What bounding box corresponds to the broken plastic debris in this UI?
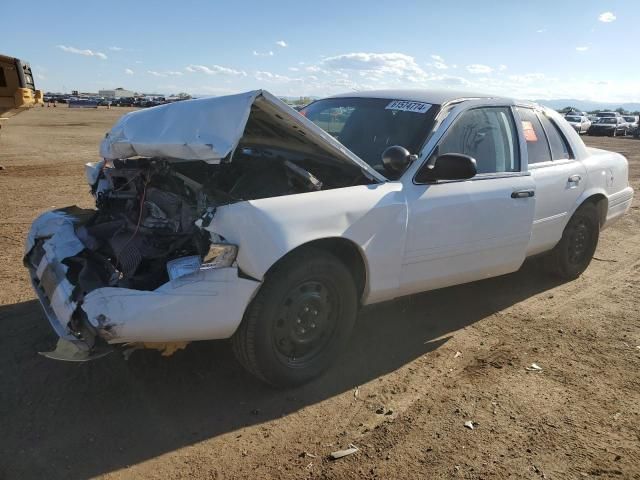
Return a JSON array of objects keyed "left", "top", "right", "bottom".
[
  {"left": 329, "top": 445, "right": 359, "bottom": 460},
  {"left": 464, "top": 421, "right": 475, "bottom": 430},
  {"left": 454, "top": 351, "right": 462, "bottom": 358},
  {"left": 525, "top": 363, "right": 543, "bottom": 372}
]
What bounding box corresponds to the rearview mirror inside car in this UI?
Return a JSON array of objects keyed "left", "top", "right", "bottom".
[{"left": 415, "top": 153, "right": 477, "bottom": 182}]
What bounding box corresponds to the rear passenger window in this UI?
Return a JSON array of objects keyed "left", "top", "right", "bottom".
[
  {"left": 538, "top": 114, "right": 571, "bottom": 160},
  {"left": 517, "top": 108, "right": 551, "bottom": 164}
]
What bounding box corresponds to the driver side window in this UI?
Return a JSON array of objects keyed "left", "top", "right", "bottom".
[{"left": 437, "top": 107, "right": 520, "bottom": 174}]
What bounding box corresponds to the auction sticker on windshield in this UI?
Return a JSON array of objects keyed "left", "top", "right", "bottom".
[{"left": 385, "top": 100, "right": 431, "bottom": 114}]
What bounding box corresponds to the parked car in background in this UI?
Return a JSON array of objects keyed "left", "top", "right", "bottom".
[
  {"left": 622, "top": 115, "right": 639, "bottom": 131},
  {"left": 595, "top": 111, "right": 621, "bottom": 119},
  {"left": 565, "top": 114, "right": 591, "bottom": 134},
  {"left": 588, "top": 116, "right": 628, "bottom": 136},
  {"left": 565, "top": 110, "right": 588, "bottom": 118},
  {"left": 24, "top": 89, "right": 634, "bottom": 385}
]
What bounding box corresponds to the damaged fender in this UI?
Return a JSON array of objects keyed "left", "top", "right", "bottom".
[{"left": 207, "top": 182, "right": 408, "bottom": 305}]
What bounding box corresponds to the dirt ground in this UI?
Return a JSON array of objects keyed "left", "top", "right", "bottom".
[{"left": 0, "top": 106, "right": 639, "bottom": 480}]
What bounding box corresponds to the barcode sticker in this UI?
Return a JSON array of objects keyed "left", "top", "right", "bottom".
[{"left": 385, "top": 100, "right": 431, "bottom": 114}]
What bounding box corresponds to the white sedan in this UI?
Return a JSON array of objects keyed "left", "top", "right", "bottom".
[
  {"left": 25, "top": 89, "right": 634, "bottom": 385},
  {"left": 564, "top": 114, "right": 591, "bottom": 134}
]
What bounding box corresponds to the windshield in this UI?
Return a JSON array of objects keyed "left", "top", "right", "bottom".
[
  {"left": 623, "top": 116, "right": 636, "bottom": 122},
  {"left": 302, "top": 97, "right": 440, "bottom": 177},
  {"left": 596, "top": 112, "right": 616, "bottom": 117},
  {"left": 566, "top": 116, "right": 581, "bottom": 122},
  {"left": 598, "top": 118, "right": 616, "bottom": 124}
]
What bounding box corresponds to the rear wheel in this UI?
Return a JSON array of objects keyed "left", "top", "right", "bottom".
[
  {"left": 232, "top": 248, "right": 358, "bottom": 386},
  {"left": 544, "top": 202, "right": 600, "bottom": 280}
]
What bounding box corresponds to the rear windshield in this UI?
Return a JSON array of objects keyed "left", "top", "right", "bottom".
[
  {"left": 598, "top": 118, "right": 616, "bottom": 124},
  {"left": 302, "top": 97, "right": 440, "bottom": 177},
  {"left": 623, "top": 116, "right": 636, "bottom": 122}
]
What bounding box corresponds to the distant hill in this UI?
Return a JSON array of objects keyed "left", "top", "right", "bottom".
[{"left": 535, "top": 98, "right": 640, "bottom": 113}]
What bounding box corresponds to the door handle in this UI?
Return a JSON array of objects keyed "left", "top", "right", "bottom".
[
  {"left": 511, "top": 190, "right": 535, "bottom": 198},
  {"left": 568, "top": 174, "right": 582, "bottom": 185}
]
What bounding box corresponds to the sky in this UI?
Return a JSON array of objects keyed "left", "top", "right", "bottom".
[{"left": 4, "top": 0, "right": 639, "bottom": 102}]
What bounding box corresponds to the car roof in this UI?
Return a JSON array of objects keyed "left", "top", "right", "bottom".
[{"left": 328, "top": 89, "right": 509, "bottom": 105}]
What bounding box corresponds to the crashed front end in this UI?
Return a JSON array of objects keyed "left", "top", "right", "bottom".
[
  {"left": 24, "top": 89, "right": 380, "bottom": 361},
  {"left": 24, "top": 199, "right": 260, "bottom": 361}
]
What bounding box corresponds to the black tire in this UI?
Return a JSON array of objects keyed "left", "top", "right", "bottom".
[
  {"left": 232, "top": 248, "right": 358, "bottom": 387},
  {"left": 544, "top": 202, "right": 600, "bottom": 280}
]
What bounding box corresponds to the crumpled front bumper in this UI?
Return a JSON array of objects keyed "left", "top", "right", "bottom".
[{"left": 25, "top": 208, "right": 261, "bottom": 360}]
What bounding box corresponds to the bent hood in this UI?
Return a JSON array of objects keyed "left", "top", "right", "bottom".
[{"left": 99, "top": 89, "right": 386, "bottom": 182}]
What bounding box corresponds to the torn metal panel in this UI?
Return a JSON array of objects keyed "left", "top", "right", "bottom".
[
  {"left": 98, "top": 89, "right": 387, "bottom": 182},
  {"left": 81, "top": 267, "right": 260, "bottom": 343}
]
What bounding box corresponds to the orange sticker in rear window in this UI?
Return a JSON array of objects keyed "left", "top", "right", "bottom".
[{"left": 522, "top": 121, "right": 538, "bottom": 142}]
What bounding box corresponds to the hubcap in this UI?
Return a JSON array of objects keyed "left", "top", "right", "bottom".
[
  {"left": 273, "top": 280, "right": 337, "bottom": 364},
  {"left": 568, "top": 219, "right": 590, "bottom": 264}
]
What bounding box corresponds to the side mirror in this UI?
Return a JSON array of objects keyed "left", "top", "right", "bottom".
[
  {"left": 416, "top": 153, "right": 477, "bottom": 182},
  {"left": 381, "top": 145, "right": 416, "bottom": 173}
]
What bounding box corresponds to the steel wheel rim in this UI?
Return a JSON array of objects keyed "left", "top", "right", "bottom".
[
  {"left": 272, "top": 279, "right": 339, "bottom": 366},
  {"left": 567, "top": 219, "right": 591, "bottom": 265}
]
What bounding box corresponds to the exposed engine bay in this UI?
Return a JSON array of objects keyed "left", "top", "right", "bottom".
[{"left": 67, "top": 146, "right": 370, "bottom": 296}]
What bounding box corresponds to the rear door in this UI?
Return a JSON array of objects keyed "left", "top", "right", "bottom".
[
  {"left": 518, "top": 107, "right": 587, "bottom": 256},
  {"left": 400, "top": 105, "right": 536, "bottom": 295}
]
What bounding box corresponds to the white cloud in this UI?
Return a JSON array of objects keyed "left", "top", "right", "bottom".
[
  {"left": 321, "top": 52, "right": 429, "bottom": 81},
  {"left": 576, "top": 46, "right": 589, "bottom": 52},
  {"left": 275, "top": 40, "right": 287, "bottom": 48},
  {"left": 254, "top": 71, "right": 299, "bottom": 83},
  {"left": 536, "top": 29, "right": 545, "bottom": 33},
  {"left": 57, "top": 45, "right": 107, "bottom": 60},
  {"left": 507, "top": 72, "right": 546, "bottom": 84},
  {"left": 185, "top": 64, "right": 247, "bottom": 76},
  {"left": 498, "top": 64, "right": 508, "bottom": 71},
  {"left": 253, "top": 50, "right": 274, "bottom": 57},
  {"left": 598, "top": 11, "right": 616, "bottom": 23},
  {"left": 108, "top": 46, "right": 123, "bottom": 51},
  {"left": 147, "top": 70, "right": 184, "bottom": 77},
  {"left": 428, "top": 54, "right": 450, "bottom": 70},
  {"left": 124, "top": 68, "right": 134, "bottom": 75},
  {"left": 466, "top": 64, "right": 493, "bottom": 74}
]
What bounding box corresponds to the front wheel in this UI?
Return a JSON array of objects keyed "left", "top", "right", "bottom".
[
  {"left": 544, "top": 202, "right": 600, "bottom": 280},
  {"left": 232, "top": 248, "right": 358, "bottom": 386}
]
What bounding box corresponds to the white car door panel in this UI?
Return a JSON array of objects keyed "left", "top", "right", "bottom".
[
  {"left": 401, "top": 175, "right": 535, "bottom": 295},
  {"left": 527, "top": 160, "right": 587, "bottom": 255},
  {"left": 516, "top": 108, "right": 588, "bottom": 256},
  {"left": 399, "top": 104, "right": 535, "bottom": 297}
]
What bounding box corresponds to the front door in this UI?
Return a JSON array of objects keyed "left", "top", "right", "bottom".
[{"left": 400, "top": 105, "right": 536, "bottom": 295}]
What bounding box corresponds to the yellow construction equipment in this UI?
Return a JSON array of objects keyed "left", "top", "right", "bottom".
[{"left": 0, "top": 54, "right": 43, "bottom": 118}]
